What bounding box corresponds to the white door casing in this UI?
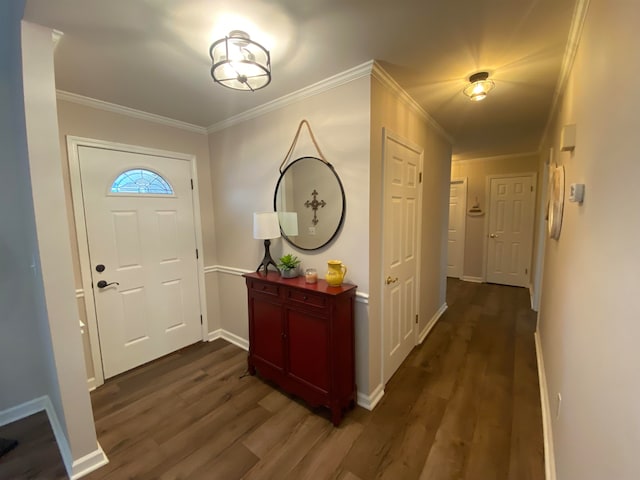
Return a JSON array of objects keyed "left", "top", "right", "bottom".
[
  {"left": 382, "top": 130, "right": 423, "bottom": 384},
  {"left": 486, "top": 174, "right": 536, "bottom": 287},
  {"left": 447, "top": 178, "right": 467, "bottom": 278},
  {"left": 68, "top": 137, "right": 208, "bottom": 385}
]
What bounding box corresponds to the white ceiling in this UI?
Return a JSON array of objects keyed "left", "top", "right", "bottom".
[{"left": 24, "top": 0, "right": 577, "bottom": 160}]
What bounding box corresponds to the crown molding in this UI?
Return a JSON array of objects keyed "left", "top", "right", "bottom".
[
  {"left": 452, "top": 150, "right": 540, "bottom": 164},
  {"left": 51, "top": 29, "right": 63, "bottom": 48},
  {"left": 539, "top": 0, "right": 590, "bottom": 150},
  {"left": 207, "top": 61, "right": 376, "bottom": 134},
  {"left": 371, "top": 62, "right": 453, "bottom": 144},
  {"left": 56, "top": 90, "right": 208, "bottom": 135}
]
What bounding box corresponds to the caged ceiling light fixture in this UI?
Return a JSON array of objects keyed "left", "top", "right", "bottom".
[
  {"left": 463, "top": 71, "right": 495, "bottom": 102},
  {"left": 209, "top": 30, "right": 271, "bottom": 92}
]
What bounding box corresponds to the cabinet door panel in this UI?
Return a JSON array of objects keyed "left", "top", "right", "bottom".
[
  {"left": 286, "top": 308, "right": 329, "bottom": 393},
  {"left": 251, "top": 297, "right": 284, "bottom": 371}
]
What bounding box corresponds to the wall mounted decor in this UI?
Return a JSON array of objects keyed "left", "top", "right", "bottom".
[
  {"left": 274, "top": 120, "right": 346, "bottom": 250},
  {"left": 548, "top": 164, "right": 565, "bottom": 240}
]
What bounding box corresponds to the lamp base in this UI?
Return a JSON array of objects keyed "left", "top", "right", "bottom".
[{"left": 256, "top": 239, "right": 278, "bottom": 274}]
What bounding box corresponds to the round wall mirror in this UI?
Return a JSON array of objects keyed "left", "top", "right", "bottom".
[{"left": 274, "top": 156, "right": 346, "bottom": 251}]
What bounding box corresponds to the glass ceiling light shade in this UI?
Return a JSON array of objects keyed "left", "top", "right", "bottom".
[
  {"left": 463, "top": 71, "right": 495, "bottom": 102},
  {"left": 210, "top": 30, "right": 271, "bottom": 92}
]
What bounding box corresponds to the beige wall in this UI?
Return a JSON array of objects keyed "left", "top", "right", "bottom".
[
  {"left": 370, "top": 74, "right": 452, "bottom": 391},
  {"left": 208, "top": 76, "right": 373, "bottom": 393},
  {"left": 537, "top": 2, "right": 640, "bottom": 478},
  {"left": 451, "top": 154, "right": 538, "bottom": 279},
  {"left": 55, "top": 100, "right": 221, "bottom": 382}
]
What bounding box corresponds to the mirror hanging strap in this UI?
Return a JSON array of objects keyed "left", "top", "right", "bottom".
[{"left": 279, "top": 119, "right": 330, "bottom": 173}]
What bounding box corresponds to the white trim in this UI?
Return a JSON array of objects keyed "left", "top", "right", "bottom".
[
  {"left": 75, "top": 288, "right": 84, "bottom": 299},
  {"left": 355, "top": 292, "right": 369, "bottom": 304},
  {"left": 539, "top": 0, "right": 590, "bottom": 151},
  {"left": 461, "top": 275, "right": 484, "bottom": 283},
  {"left": 529, "top": 283, "right": 536, "bottom": 310},
  {"left": 87, "top": 377, "right": 97, "bottom": 392},
  {"left": 208, "top": 328, "right": 249, "bottom": 351},
  {"left": 66, "top": 136, "right": 209, "bottom": 389},
  {"left": 452, "top": 150, "right": 539, "bottom": 164},
  {"left": 57, "top": 90, "right": 207, "bottom": 135},
  {"left": 418, "top": 303, "right": 448, "bottom": 344},
  {"left": 207, "top": 265, "right": 252, "bottom": 276},
  {"left": 356, "top": 383, "right": 385, "bottom": 411},
  {"left": 207, "top": 61, "right": 375, "bottom": 133},
  {"left": 535, "top": 331, "right": 557, "bottom": 480},
  {"left": 0, "top": 396, "right": 108, "bottom": 479},
  {"left": 0, "top": 396, "right": 48, "bottom": 427},
  {"left": 70, "top": 442, "right": 109, "bottom": 479},
  {"left": 371, "top": 63, "right": 452, "bottom": 144},
  {"left": 204, "top": 265, "right": 371, "bottom": 303}
]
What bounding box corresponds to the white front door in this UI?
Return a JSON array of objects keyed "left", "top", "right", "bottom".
[
  {"left": 486, "top": 175, "right": 536, "bottom": 287},
  {"left": 78, "top": 146, "right": 202, "bottom": 378},
  {"left": 382, "top": 132, "right": 422, "bottom": 384},
  {"left": 447, "top": 179, "right": 467, "bottom": 278}
]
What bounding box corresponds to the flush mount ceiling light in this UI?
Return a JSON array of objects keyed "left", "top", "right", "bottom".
[
  {"left": 463, "top": 71, "right": 495, "bottom": 102},
  {"left": 209, "top": 30, "right": 271, "bottom": 92}
]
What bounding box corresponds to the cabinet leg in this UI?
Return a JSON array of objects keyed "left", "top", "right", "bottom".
[{"left": 331, "top": 407, "right": 343, "bottom": 426}]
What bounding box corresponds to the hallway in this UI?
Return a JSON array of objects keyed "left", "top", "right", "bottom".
[{"left": 0, "top": 279, "right": 543, "bottom": 479}]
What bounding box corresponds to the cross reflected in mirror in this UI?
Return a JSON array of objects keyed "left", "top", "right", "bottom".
[{"left": 304, "top": 189, "right": 326, "bottom": 226}]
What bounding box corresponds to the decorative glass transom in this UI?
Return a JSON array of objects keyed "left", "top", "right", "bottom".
[{"left": 110, "top": 169, "right": 173, "bottom": 195}]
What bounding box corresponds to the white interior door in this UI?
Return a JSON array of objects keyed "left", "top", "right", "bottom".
[
  {"left": 382, "top": 132, "right": 422, "bottom": 384},
  {"left": 78, "top": 146, "right": 202, "bottom": 378},
  {"left": 447, "top": 179, "right": 467, "bottom": 278},
  {"left": 486, "top": 175, "right": 535, "bottom": 287}
]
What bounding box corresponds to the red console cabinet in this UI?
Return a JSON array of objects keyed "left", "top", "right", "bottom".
[{"left": 243, "top": 271, "right": 357, "bottom": 426}]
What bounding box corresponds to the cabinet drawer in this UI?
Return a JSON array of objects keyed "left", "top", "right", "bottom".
[
  {"left": 287, "top": 289, "right": 327, "bottom": 308},
  {"left": 251, "top": 281, "right": 280, "bottom": 297}
]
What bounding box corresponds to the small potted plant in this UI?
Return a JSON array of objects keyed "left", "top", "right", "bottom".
[{"left": 278, "top": 253, "right": 301, "bottom": 278}]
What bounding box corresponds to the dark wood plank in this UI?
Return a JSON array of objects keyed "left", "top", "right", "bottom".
[{"left": 2, "top": 279, "right": 544, "bottom": 480}]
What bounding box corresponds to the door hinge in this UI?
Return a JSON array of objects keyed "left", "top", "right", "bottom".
[
  {"left": 419, "top": 172, "right": 422, "bottom": 183},
  {"left": 530, "top": 185, "right": 534, "bottom": 192},
  {"left": 196, "top": 248, "right": 199, "bottom": 259},
  {"left": 525, "top": 268, "right": 528, "bottom": 274},
  {"left": 200, "top": 314, "right": 203, "bottom": 325},
  {"left": 415, "top": 314, "right": 419, "bottom": 324},
  {"left": 191, "top": 179, "right": 194, "bottom": 190}
]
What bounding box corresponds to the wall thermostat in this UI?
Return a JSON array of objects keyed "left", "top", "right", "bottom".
[{"left": 569, "top": 183, "right": 585, "bottom": 203}]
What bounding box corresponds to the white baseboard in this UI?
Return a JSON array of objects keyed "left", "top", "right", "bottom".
[
  {"left": 461, "top": 275, "right": 484, "bottom": 283},
  {"left": 418, "top": 303, "right": 448, "bottom": 344},
  {"left": 0, "top": 395, "right": 48, "bottom": 427},
  {"left": 357, "top": 383, "right": 384, "bottom": 411},
  {"left": 87, "top": 377, "right": 97, "bottom": 392},
  {"left": 70, "top": 442, "right": 109, "bottom": 479},
  {"left": 535, "top": 331, "right": 556, "bottom": 480},
  {"left": 208, "top": 328, "right": 249, "bottom": 351},
  {"left": 0, "top": 395, "right": 109, "bottom": 479}
]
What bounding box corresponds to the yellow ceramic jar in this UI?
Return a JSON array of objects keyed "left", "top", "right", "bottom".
[{"left": 325, "top": 260, "right": 347, "bottom": 286}]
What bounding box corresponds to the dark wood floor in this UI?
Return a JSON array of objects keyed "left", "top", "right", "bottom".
[{"left": 0, "top": 279, "right": 544, "bottom": 480}]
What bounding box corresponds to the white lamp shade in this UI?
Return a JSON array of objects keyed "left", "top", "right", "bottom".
[
  {"left": 253, "top": 212, "right": 281, "bottom": 240},
  {"left": 278, "top": 211, "right": 299, "bottom": 237}
]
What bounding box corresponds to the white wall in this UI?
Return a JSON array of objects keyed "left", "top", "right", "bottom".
[
  {"left": 537, "top": 2, "right": 640, "bottom": 478},
  {"left": 21, "top": 19, "right": 101, "bottom": 470},
  {"left": 208, "top": 76, "right": 372, "bottom": 391},
  {"left": 0, "top": 0, "right": 57, "bottom": 414}
]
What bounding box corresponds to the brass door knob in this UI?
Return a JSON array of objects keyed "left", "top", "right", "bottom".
[{"left": 386, "top": 276, "right": 399, "bottom": 285}]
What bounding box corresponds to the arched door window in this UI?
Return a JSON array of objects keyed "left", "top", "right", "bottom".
[{"left": 110, "top": 168, "right": 174, "bottom": 195}]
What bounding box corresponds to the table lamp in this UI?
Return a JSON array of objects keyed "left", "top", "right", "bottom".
[{"left": 253, "top": 212, "right": 281, "bottom": 274}]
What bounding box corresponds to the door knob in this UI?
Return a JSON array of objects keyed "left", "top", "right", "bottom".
[
  {"left": 489, "top": 233, "right": 497, "bottom": 238},
  {"left": 386, "top": 276, "right": 399, "bottom": 285},
  {"left": 97, "top": 280, "right": 120, "bottom": 289}
]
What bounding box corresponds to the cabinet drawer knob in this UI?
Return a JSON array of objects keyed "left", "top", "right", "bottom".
[{"left": 303, "top": 295, "right": 308, "bottom": 300}]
